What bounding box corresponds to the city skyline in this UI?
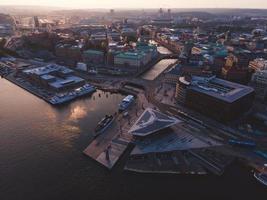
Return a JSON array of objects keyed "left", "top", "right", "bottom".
[
  {"left": 1, "top": 0, "right": 267, "bottom": 9},
  {"left": 1, "top": 2, "right": 267, "bottom": 199}
]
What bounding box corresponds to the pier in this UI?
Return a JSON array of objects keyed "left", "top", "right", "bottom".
[{"left": 83, "top": 93, "right": 151, "bottom": 169}]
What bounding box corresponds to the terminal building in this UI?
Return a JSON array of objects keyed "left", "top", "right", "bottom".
[
  {"left": 22, "top": 64, "right": 85, "bottom": 92},
  {"left": 176, "top": 75, "right": 255, "bottom": 121},
  {"left": 128, "top": 108, "right": 180, "bottom": 137},
  {"left": 125, "top": 108, "right": 229, "bottom": 175}
]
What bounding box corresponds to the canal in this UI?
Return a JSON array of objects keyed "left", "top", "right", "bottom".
[
  {"left": 0, "top": 78, "right": 266, "bottom": 200},
  {"left": 141, "top": 40, "right": 177, "bottom": 80},
  {"left": 141, "top": 59, "right": 178, "bottom": 80},
  {"left": 150, "top": 40, "right": 173, "bottom": 54}
]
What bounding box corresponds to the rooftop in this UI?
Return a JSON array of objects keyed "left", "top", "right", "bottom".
[
  {"left": 131, "top": 123, "right": 221, "bottom": 155},
  {"left": 23, "top": 64, "right": 73, "bottom": 76},
  {"left": 48, "top": 76, "right": 84, "bottom": 89},
  {"left": 115, "top": 51, "right": 145, "bottom": 60},
  {"left": 128, "top": 108, "right": 180, "bottom": 137},
  {"left": 188, "top": 76, "right": 254, "bottom": 103},
  {"left": 83, "top": 49, "right": 104, "bottom": 55}
]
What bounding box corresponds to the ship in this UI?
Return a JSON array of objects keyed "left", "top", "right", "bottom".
[
  {"left": 254, "top": 172, "right": 267, "bottom": 186},
  {"left": 49, "top": 84, "right": 96, "bottom": 105},
  {"left": 118, "top": 95, "right": 135, "bottom": 112},
  {"left": 93, "top": 115, "right": 114, "bottom": 138}
]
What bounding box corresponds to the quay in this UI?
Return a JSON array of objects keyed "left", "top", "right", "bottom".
[
  {"left": 83, "top": 92, "right": 151, "bottom": 169},
  {"left": 3, "top": 73, "right": 96, "bottom": 105},
  {"left": 4, "top": 74, "right": 50, "bottom": 102}
]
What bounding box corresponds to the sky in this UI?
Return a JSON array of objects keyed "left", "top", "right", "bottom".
[{"left": 0, "top": 0, "right": 267, "bottom": 9}]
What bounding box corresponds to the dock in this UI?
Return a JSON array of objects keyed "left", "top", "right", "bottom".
[
  {"left": 83, "top": 131, "right": 132, "bottom": 169},
  {"left": 83, "top": 93, "right": 150, "bottom": 169}
]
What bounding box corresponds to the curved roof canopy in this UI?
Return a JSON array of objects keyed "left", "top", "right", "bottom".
[{"left": 129, "top": 108, "right": 180, "bottom": 137}]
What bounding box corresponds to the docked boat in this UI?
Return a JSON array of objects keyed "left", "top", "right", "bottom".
[
  {"left": 94, "top": 115, "right": 114, "bottom": 138},
  {"left": 49, "top": 84, "right": 96, "bottom": 105},
  {"left": 254, "top": 172, "right": 267, "bottom": 186},
  {"left": 118, "top": 95, "right": 135, "bottom": 112}
]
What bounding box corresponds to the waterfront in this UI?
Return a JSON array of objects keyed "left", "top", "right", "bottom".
[{"left": 0, "top": 78, "right": 267, "bottom": 200}]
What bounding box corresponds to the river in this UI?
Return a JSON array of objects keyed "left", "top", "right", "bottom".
[
  {"left": 0, "top": 78, "right": 266, "bottom": 200},
  {"left": 141, "top": 41, "right": 177, "bottom": 80}
]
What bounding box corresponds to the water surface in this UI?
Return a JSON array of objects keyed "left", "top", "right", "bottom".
[{"left": 0, "top": 78, "right": 266, "bottom": 200}]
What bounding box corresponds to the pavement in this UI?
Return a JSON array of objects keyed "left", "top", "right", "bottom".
[{"left": 83, "top": 91, "right": 154, "bottom": 169}]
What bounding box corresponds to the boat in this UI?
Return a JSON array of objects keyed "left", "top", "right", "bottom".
[
  {"left": 49, "top": 84, "right": 96, "bottom": 105},
  {"left": 94, "top": 115, "right": 114, "bottom": 138},
  {"left": 118, "top": 95, "right": 135, "bottom": 112},
  {"left": 254, "top": 172, "right": 267, "bottom": 186}
]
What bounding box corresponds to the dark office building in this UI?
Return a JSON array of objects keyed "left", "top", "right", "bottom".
[{"left": 176, "top": 75, "right": 255, "bottom": 122}]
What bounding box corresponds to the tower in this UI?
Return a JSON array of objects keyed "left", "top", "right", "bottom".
[{"left": 33, "top": 16, "right": 39, "bottom": 28}]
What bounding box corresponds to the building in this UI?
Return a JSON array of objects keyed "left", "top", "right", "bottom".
[
  {"left": 114, "top": 51, "right": 146, "bottom": 72},
  {"left": 249, "top": 58, "right": 267, "bottom": 71},
  {"left": 55, "top": 44, "right": 82, "bottom": 66},
  {"left": 250, "top": 70, "right": 267, "bottom": 101},
  {"left": 107, "top": 49, "right": 120, "bottom": 66},
  {"left": 176, "top": 75, "right": 255, "bottom": 121},
  {"left": 83, "top": 49, "right": 105, "bottom": 66},
  {"left": 22, "top": 64, "right": 85, "bottom": 92},
  {"left": 0, "top": 24, "right": 14, "bottom": 36},
  {"left": 164, "top": 64, "right": 181, "bottom": 84},
  {"left": 121, "top": 27, "right": 137, "bottom": 38},
  {"left": 128, "top": 108, "right": 180, "bottom": 137},
  {"left": 125, "top": 107, "right": 228, "bottom": 175},
  {"left": 221, "top": 51, "right": 254, "bottom": 83},
  {"left": 136, "top": 42, "right": 158, "bottom": 60},
  {"left": 114, "top": 43, "right": 158, "bottom": 72},
  {"left": 249, "top": 58, "right": 267, "bottom": 101}
]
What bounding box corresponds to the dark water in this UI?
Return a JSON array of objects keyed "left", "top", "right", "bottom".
[{"left": 0, "top": 78, "right": 266, "bottom": 200}]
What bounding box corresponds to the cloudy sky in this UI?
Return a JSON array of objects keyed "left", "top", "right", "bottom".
[{"left": 0, "top": 0, "right": 267, "bottom": 9}]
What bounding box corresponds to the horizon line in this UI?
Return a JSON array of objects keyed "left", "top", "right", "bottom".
[{"left": 1, "top": 4, "right": 267, "bottom": 10}]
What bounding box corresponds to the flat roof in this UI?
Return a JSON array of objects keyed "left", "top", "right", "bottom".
[
  {"left": 128, "top": 108, "right": 180, "bottom": 137},
  {"left": 41, "top": 74, "right": 55, "bottom": 80},
  {"left": 83, "top": 49, "right": 104, "bottom": 55},
  {"left": 23, "top": 64, "right": 73, "bottom": 76},
  {"left": 48, "top": 76, "right": 84, "bottom": 89},
  {"left": 115, "top": 52, "right": 145, "bottom": 60},
  {"left": 189, "top": 77, "right": 254, "bottom": 103}
]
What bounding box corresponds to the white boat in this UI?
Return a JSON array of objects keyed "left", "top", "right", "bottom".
[
  {"left": 118, "top": 95, "right": 135, "bottom": 112},
  {"left": 49, "top": 84, "right": 96, "bottom": 105}
]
